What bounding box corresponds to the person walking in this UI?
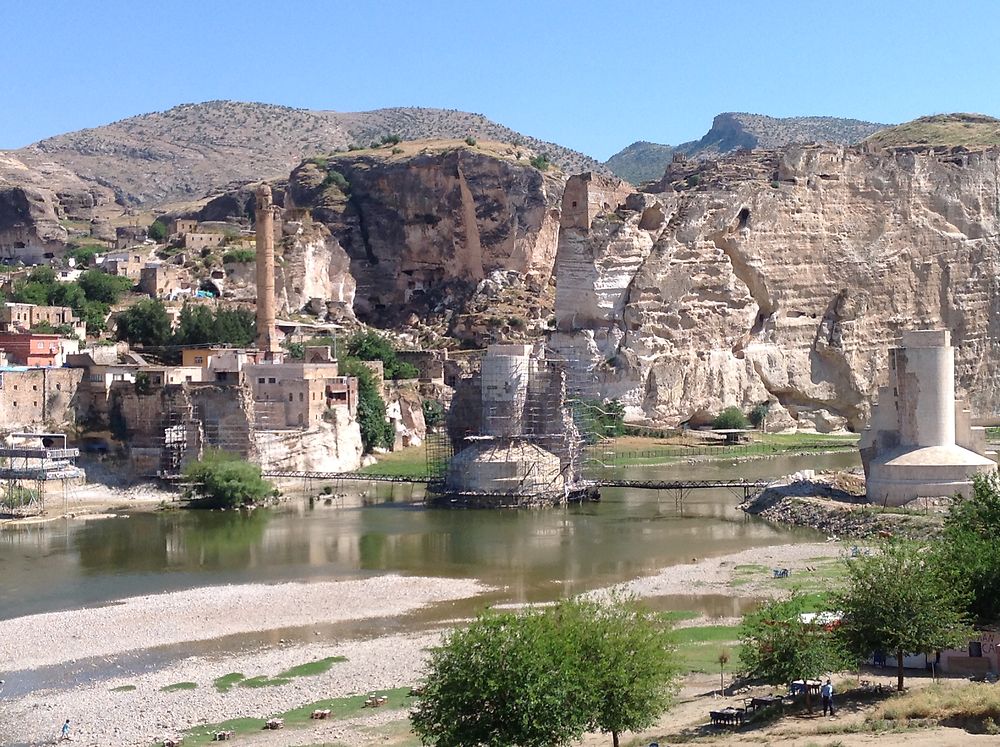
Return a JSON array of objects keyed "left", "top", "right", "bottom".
[
  {"left": 59, "top": 719, "right": 71, "bottom": 741},
  {"left": 820, "top": 679, "right": 835, "bottom": 716}
]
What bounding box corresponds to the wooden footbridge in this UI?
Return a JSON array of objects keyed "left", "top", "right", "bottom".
[{"left": 260, "top": 470, "right": 771, "bottom": 502}]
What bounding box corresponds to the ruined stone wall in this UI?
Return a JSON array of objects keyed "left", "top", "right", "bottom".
[
  {"left": 0, "top": 368, "right": 82, "bottom": 431},
  {"left": 560, "top": 172, "right": 635, "bottom": 233}
]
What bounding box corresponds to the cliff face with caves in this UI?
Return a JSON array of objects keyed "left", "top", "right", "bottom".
[{"left": 551, "top": 145, "right": 1000, "bottom": 431}]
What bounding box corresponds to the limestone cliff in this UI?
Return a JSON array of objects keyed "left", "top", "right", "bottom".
[
  {"left": 553, "top": 145, "right": 1000, "bottom": 431},
  {"left": 280, "top": 140, "right": 564, "bottom": 341}
]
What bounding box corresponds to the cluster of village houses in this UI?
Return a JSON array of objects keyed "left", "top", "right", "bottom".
[{"left": 0, "top": 213, "right": 440, "bottom": 476}]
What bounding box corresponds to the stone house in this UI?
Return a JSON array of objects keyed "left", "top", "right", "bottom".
[
  {"left": 141, "top": 365, "right": 206, "bottom": 387},
  {"left": 0, "top": 302, "right": 86, "bottom": 340},
  {"left": 115, "top": 225, "right": 147, "bottom": 250},
  {"left": 101, "top": 250, "right": 148, "bottom": 280},
  {"left": 184, "top": 233, "right": 226, "bottom": 251},
  {"left": 138, "top": 263, "right": 186, "bottom": 298},
  {"left": 246, "top": 362, "right": 357, "bottom": 429}
]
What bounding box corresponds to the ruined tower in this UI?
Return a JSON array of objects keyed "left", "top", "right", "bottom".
[{"left": 254, "top": 184, "right": 280, "bottom": 357}]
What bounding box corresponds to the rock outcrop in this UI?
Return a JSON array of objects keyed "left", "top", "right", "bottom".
[
  {"left": 553, "top": 145, "right": 1000, "bottom": 430},
  {"left": 0, "top": 152, "right": 116, "bottom": 263},
  {"left": 279, "top": 141, "right": 564, "bottom": 338}
]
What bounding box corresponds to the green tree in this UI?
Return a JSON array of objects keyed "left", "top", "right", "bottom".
[
  {"left": 212, "top": 307, "right": 255, "bottom": 346},
  {"left": 78, "top": 270, "right": 133, "bottom": 304},
  {"left": 411, "top": 597, "right": 679, "bottom": 747},
  {"left": 175, "top": 303, "right": 215, "bottom": 345},
  {"left": 115, "top": 298, "right": 173, "bottom": 347},
  {"left": 148, "top": 220, "right": 169, "bottom": 242},
  {"left": 346, "top": 330, "right": 418, "bottom": 379},
  {"left": 569, "top": 597, "right": 681, "bottom": 747},
  {"left": 739, "top": 592, "right": 847, "bottom": 711},
  {"left": 48, "top": 282, "right": 87, "bottom": 310},
  {"left": 421, "top": 399, "right": 444, "bottom": 429},
  {"left": 712, "top": 406, "right": 749, "bottom": 430},
  {"left": 11, "top": 281, "right": 51, "bottom": 306},
  {"left": 833, "top": 540, "right": 972, "bottom": 691},
  {"left": 65, "top": 245, "right": 103, "bottom": 267},
  {"left": 79, "top": 300, "right": 110, "bottom": 333},
  {"left": 183, "top": 449, "right": 274, "bottom": 509},
  {"left": 411, "top": 606, "right": 590, "bottom": 747},
  {"left": 936, "top": 472, "right": 1000, "bottom": 624},
  {"left": 748, "top": 402, "right": 770, "bottom": 429},
  {"left": 342, "top": 358, "right": 394, "bottom": 452}
]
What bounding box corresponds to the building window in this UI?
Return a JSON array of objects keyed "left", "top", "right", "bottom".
[
  {"left": 12, "top": 385, "right": 16, "bottom": 391},
  {"left": 299, "top": 392, "right": 304, "bottom": 402},
  {"left": 32, "top": 385, "right": 37, "bottom": 391},
  {"left": 288, "top": 393, "right": 293, "bottom": 402},
  {"left": 185, "top": 376, "right": 192, "bottom": 382},
  {"left": 195, "top": 356, "right": 204, "bottom": 364},
  {"left": 268, "top": 378, "right": 276, "bottom": 384},
  {"left": 970, "top": 641, "right": 984, "bottom": 657},
  {"left": 258, "top": 377, "right": 265, "bottom": 384},
  {"left": 12, "top": 402, "right": 16, "bottom": 407},
  {"left": 32, "top": 401, "right": 37, "bottom": 407}
]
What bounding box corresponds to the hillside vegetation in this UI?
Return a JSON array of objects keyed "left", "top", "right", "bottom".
[
  {"left": 15, "top": 100, "right": 605, "bottom": 205},
  {"left": 863, "top": 112, "right": 1000, "bottom": 149}
]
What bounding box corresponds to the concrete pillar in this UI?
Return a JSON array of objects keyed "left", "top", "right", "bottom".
[
  {"left": 896, "top": 330, "right": 955, "bottom": 447},
  {"left": 255, "top": 184, "right": 280, "bottom": 357}
]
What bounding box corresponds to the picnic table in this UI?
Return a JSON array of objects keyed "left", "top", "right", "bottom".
[
  {"left": 790, "top": 679, "right": 822, "bottom": 695},
  {"left": 709, "top": 707, "right": 745, "bottom": 727}
]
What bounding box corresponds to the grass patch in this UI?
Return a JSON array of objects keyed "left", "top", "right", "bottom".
[
  {"left": 213, "top": 673, "right": 245, "bottom": 692},
  {"left": 673, "top": 625, "right": 742, "bottom": 673},
  {"left": 277, "top": 655, "right": 348, "bottom": 678},
  {"left": 161, "top": 681, "right": 198, "bottom": 692},
  {"left": 110, "top": 684, "right": 136, "bottom": 692},
  {"left": 358, "top": 445, "right": 430, "bottom": 478},
  {"left": 179, "top": 687, "right": 414, "bottom": 746},
  {"left": 239, "top": 675, "right": 292, "bottom": 688},
  {"left": 871, "top": 682, "right": 1000, "bottom": 729}
]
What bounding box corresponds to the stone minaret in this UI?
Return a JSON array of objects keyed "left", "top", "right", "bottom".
[{"left": 254, "top": 184, "right": 280, "bottom": 357}]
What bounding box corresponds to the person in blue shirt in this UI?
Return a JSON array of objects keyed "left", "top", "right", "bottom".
[
  {"left": 820, "top": 679, "right": 835, "bottom": 716},
  {"left": 60, "top": 719, "right": 71, "bottom": 741}
]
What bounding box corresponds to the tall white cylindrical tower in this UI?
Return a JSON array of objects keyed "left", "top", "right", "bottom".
[{"left": 895, "top": 330, "right": 955, "bottom": 447}]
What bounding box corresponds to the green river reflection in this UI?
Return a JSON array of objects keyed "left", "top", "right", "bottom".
[{"left": 0, "top": 451, "right": 859, "bottom": 620}]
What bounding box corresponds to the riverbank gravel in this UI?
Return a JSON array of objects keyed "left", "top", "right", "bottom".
[{"left": 1, "top": 575, "right": 486, "bottom": 669}]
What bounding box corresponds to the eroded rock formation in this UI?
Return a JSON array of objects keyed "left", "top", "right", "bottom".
[
  {"left": 278, "top": 142, "right": 564, "bottom": 340},
  {"left": 552, "top": 145, "right": 1000, "bottom": 431}
]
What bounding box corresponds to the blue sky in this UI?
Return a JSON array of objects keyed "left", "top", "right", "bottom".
[{"left": 2, "top": 0, "right": 998, "bottom": 160}]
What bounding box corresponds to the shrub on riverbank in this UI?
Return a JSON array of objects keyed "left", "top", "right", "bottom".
[{"left": 183, "top": 450, "right": 274, "bottom": 508}]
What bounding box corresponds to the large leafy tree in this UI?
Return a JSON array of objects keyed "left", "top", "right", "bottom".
[
  {"left": 570, "top": 596, "right": 681, "bottom": 747},
  {"left": 115, "top": 298, "right": 172, "bottom": 347},
  {"left": 832, "top": 540, "right": 972, "bottom": 691},
  {"left": 936, "top": 472, "right": 1000, "bottom": 624},
  {"left": 346, "top": 330, "right": 418, "bottom": 379},
  {"left": 411, "top": 597, "right": 680, "bottom": 747},
  {"left": 739, "top": 592, "right": 847, "bottom": 711}
]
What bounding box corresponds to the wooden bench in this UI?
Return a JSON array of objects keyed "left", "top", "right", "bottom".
[
  {"left": 310, "top": 709, "right": 331, "bottom": 719},
  {"left": 364, "top": 695, "right": 389, "bottom": 708},
  {"left": 212, "top": 731, "right": 233, "bottom": 741},
  {"left": 163, "top": 739, "right": 184, "bottom": 747},
  {"left": 263, "top": 718, "right": 284, "bottom": 730}
]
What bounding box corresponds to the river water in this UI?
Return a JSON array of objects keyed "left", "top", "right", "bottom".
[{"left": 0, "top": 451, "right": 858, "bottom": 622}]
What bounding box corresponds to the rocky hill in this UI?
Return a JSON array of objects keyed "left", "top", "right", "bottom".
[
  {"left": 862, "top": 113, "right": 1000, "bottom": 150},
  {"left": 554, "top": 139, "right": 1000, "bottom": 431},
  {"left": 12, "top": 100, "right": 604, "bottom": 205},
  {"left": 603, "top": 141, "right": 675, "bottom": 185},
  {"left": 605, "top": 112, "right": 889, "bottom": 184}
]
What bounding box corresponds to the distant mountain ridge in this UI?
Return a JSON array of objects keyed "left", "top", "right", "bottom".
[
  {"left": 605, "top": 112, "right": 890, "bottom": 184},
  {"left": 10, "top": 100, "right": 607, "bottom": 205}
]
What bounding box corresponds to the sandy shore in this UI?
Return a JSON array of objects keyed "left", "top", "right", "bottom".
[
  {"left": 0, "top": 481, "right": 175, "bottom": 527},
  {"left": 0, "top": 542, "right": 850, "bottom": 746}
]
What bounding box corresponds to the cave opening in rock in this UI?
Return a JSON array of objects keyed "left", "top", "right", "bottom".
[{"left": 737, "top": 207, "right": 750, "bottom": 229}]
